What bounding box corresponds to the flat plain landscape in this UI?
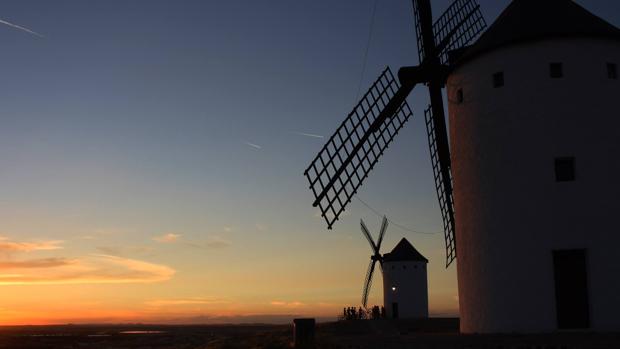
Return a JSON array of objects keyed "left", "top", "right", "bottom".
[
  {"left": 1, "top": 320, "right": 619, "bottom": 349},
  {"left": 0, "top": 324, "right": 291, "bottom": 349}
]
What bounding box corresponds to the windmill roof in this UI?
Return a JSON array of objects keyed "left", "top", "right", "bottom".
[
  {"left": 382, "top": 238, "right": 428, "bottom": 263},
  {"left": 454, "top": 0, "right": 620, "bottom": 66}
]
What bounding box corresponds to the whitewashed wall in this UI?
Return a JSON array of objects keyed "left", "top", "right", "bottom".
[
  {"left": 382, "top": 260, "right": 428, "bottom": 319},
  {"left": 447, "top": 38, "right": 620, "bottom": 333}
]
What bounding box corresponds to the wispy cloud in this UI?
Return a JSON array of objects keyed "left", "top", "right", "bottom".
[
  {"left": 0, "top": 258, "right": 75, "bottom": 269},
  {"left": 0, "top": 255, "right": 174, "bottom": 285},
  {"left": 0, "top": 18, "right": 44, "bottom": 38},
  {"left": 255, "top": 223, "right": 267, "bottom": 232},
  {"left": 292, "top": 131, "right": 324, "bottom": 139},
  {"left": 96, "top": 246, "right": 154, "bottom": 257},
  {"left": 152, "top": 233, "right": 232, "bottom": 250},
  {"left": 205, "top": 236, "right": 232, "bottom": 249},
  {"left": 184, "top": 236, "right": 232, "bottom": 249},
  {"left": 153, "top": 233, "right": 181, "bottom": 243},
  {"left": 145, "top": 297, "right": 230, "bottom": 307},
  {"left": 243, "top": 141, "right": 262, "bottom": 150},
  {"left": 270, "top": 300, "right": 305, "bottom": 308},
  {"left": 73, "top": 228, "right": 134, "bottom": 242},
  {"left": 0, "top": 237, "right": 63, "bottom": 253}
]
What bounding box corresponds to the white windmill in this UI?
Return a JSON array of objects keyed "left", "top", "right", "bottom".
[
  {"left": 305, "top": 0, "right": 620, "bottom": 334},
  {"left": 360, "top": 217, "right": 429, "bottom": 319}
]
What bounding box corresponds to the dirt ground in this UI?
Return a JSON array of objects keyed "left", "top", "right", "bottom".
[{"left": 0, "top": 320, "right": 618, "bottom": 349}]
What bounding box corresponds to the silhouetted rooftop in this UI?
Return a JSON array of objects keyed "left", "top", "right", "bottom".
[
  {"left": 454, "top": 0, "right": 620, "bottom": 66},
  {"left": 382, "top": 238, "right": 428, "bottom": 263}
]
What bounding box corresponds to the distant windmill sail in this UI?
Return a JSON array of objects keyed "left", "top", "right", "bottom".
[
  {"left": 360, "top": 216, "right": 388, "bottom": 308},
  {"left": 303, "top": 0, "right": 487, "bottom": 268}
]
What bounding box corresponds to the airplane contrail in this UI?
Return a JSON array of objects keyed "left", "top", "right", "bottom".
[
  {"left": 0, "top": 19, "right": 44, "bottom": 38},
  {"left": 244, "top": 141, "right": 262, "bottom": 150},
  {"left": 293, "top": 131, "right": 324, "bottom": 139}
]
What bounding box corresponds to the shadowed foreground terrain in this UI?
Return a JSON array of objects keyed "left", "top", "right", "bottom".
[
  {"left": 0, "top": 320, "right": 619, "bottom": 348},
  {"left": 0, "top": 324, "right": 291, "bottom": 349}
]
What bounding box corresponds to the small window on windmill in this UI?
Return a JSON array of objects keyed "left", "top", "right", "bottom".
[
  {"left": 456, "top": 88, "right": 464, "bottom": 104},
  {"left": 550, "top": 62, "right": 563, "bottom": 78},
  {"left": 403, "top": 265, "right": 407, "bottom": 270},
  {"left": 555, "top": 157, "right": 575, "bottom": 182},
  {"left": 493, "top": 72, "right": 504, "bottom": 88},
  {"left": 607, "top": 63, "right": 618, "bottom": 79}
]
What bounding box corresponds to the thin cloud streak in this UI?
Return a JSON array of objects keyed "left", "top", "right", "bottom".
[
  {"left": 153, "top": 233, "right": 181, "bottom": 243},
  {"left": 145, "top": 298, "right": 230, "bottom": 307},
  {"left": 96, "top": 246, "right": 154, "bottom": 257},
  {"left": 0, "top": 19, "right": 44, "bottom": 38},
  {"left": 0, "top": 255, "right": 174, "bottom": 285},
  {"left": 0, "top": 238, "right": 63, "bottom": 253},
  {"left": 270, "top": 300, "right": 305, "bottom": 308},
  {"left": 292, "top": 131, "right": 324, "bottom": 139},
  {"left": 243, "top": 141, "right": 262, "bottom": 150},
  {"left": 205, "top": 236, "right": 232, "bottom": 249},
  {"left": 0, "top": 258, "right": 76, "bottom": 269},
  {"left": 183, "top": 236, "right": 232, "bottom": 249}
]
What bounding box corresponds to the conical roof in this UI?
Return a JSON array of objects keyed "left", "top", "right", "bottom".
[
  {"left": 382, "top": 238, "right": 428, "bottom": 263},
  {"left": 455, "top": 0, "right": 620, "bottom": 66}
]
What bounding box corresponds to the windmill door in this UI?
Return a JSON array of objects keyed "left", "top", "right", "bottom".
[
  {"left": 392, "top": 302, "right": 399, "bottom": 319},
  {"left": 553, "top": 249, "right": 590, "bottom": 329}
]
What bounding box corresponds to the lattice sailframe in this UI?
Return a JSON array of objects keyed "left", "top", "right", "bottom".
[
  {"left": 413, "top": 0, "right": 426, "bottom": 64},
  {"left": 304, "top": 67, "right": 413, "bottom": 229},
  {"left": 433, "top": 0, "right": 487, "bottom": 64},
  {"left": 424, "top": 106, "right": 456, "bottom": 267},
  {"left": 414, "top": 0, "right": 486, "bottom": 65}
]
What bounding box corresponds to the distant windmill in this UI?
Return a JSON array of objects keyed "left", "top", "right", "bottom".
[
  {"left": 303, "top": 0, "right": 487, "bottom": 267},
  {"left": 360, "top": 216, "right": 388, "bottom": 308}
]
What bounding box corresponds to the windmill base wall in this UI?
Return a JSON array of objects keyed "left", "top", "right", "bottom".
[
  {"left": 382, "top": 260, "right": 428, "bottom": 319},
  {"left": 447, "top": 38, "right": 620, "bottom": 333}
]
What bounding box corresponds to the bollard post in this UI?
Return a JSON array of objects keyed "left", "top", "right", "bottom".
[{"left": 293, "top": 318, "right": 315, "bottom": 349}]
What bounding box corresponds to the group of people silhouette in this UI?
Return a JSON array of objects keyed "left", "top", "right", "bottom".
[{"left": 341, "top": 306, "right": 385, "bottom": 320}]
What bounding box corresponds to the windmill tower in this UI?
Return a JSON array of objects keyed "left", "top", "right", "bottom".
[
  {"left": 448, "top": 0, "right": 620, "bottom": 333},
  {"left": 359, "top": 217, "right": 429, "bottom": 320},
  {"left": 305, "top": 0, "right": 620, "bottom": 334},
  {"left": 382, "top": 238, "right": 428, "bottom": 319}
]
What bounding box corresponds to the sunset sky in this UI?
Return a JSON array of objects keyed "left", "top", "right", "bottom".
[{"left": 0, "top": 0, "right": 618, "bottom": 325}]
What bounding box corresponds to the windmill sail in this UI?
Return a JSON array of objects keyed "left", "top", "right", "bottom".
[
  {"left": 304, "top": 0, "right": 487, "bottom": 268},
  {"left": 360, "top": 216, "right": 388, "bottom": 308},
  {"left": 413, "top": 0, "right": 430, "bottom": 64},
  {"left": 304, "top": 68, "right": 413, "bottom": 229},
  {"left": 424, "top": 106, "right": 456, "bottom": 267},
  {"left": 362, "top": 258, "right": 376, "bottom": 308},
  {"left": 414, "top": 0, "right": 486, "bottom": 64},
  {"left": 361, "top": 220, "right": 377, "bottom": 251},
  {"left": 433, "top": 0, "right": 487, "bottom": 64},
  {"left": 376, "top": 216, "right": 388, "bottom": 251},
  {"left": 414, "top": 0, "right": 460, "bottom": 267}
]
